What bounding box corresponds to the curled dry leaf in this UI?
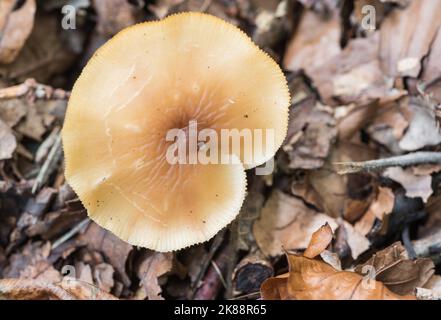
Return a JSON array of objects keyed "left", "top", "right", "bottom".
[
  {"left": 261, "top": 254, "right": 416, "bottom": 300},
  {"left": 284, "top": 255, "right": 416, "bottom": 300},
  {"left": 261, "top": 227, "right": 416, "bottom": 300},
  {"left": 355, "top": 242, "right": 435, "bottom": 296},
  {"left": 0, "top": 0, "right": 36, "bottom": 64},
  {"left": 303, "top": 223, "right": 333, "bottom": 259},
  {"left": 253, "top": 190, "right": 338, "bottom": 257},
  {"left": 0, "top": 278, "right": 117, "bottom": 300}
]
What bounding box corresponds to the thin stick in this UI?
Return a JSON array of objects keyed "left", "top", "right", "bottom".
[
  {"left": 32, "top": 133, "right": 62, "bottom": 194},
  {"left": 51, "top": 219, "right": 90, "bottom": 250},
  {"left": 190, "top": 228, "right": 226, "bottom": 299},
  {"left": 334, "top": 152, "right": 441, "bottom": 175},
  {"left": 211, "top": 261, "right": 227, "bottom": 289}
]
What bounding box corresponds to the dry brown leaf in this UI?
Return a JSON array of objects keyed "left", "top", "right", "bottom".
[
  {"left": 283, "top": 98, "right": 337, "bottom": 170},
  {"left": 303, "top": 223, "right": 333, "bottom": 259},
  {"left": 380, "top": 0, "right": 441, "bottom": 78},
  {"left": 78, "top": 222, "right": 132, "bottom": 287},
  {"left": 284, "top": 255, "right": 415, "bottom": 300},
  {"left": 355, "top": 242, "right": 435, "bottom": 295},
  {"left": 0, "top": 0, "right": 36, "bottom": 64},
  {"left": 0, "top": 118, "right": 17, "bottom": 160},
  {"left": 0, "top": 278, "right": 117, "bottom": 300},
  {"left": 253, "top": 190, "right": 338, "bottom": 257},
  {"left": 283, "top": 9, "right": 341, "bottom": 74},
  {"left": 384, "top": 167, "right": 433, "bottom": 202},
  {"left": 261, "top": 253, "right": 416, "bottom": 300},
  {"left": 135, "top": 251, "right": 173, "bottom": 300}
]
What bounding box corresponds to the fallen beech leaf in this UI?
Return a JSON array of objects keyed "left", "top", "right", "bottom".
[
  {"left": 283, "top": 9, "right": 341, "bottom": 74},
  {"left": 0, "top": 119, "right": 17, "bottom": 160},
  {"left": 303, "top": 223, "right": 333, "bottom": 259},
  {"left": 0, "top": 0, "right": 36, "bottom": 64},
  {"left": 380, "top": 0, "right": 441, "bottom": 78},
  {"left": 384, "top": 167, "right": 433, "bottom": 202},
  {"left": 135, "top": 251, "right": 173, "bottom": 300},
  {"left": 285, "top": 255, "right": 415, "bottom": 300},
  {"left": 261, "top": 253, "right": 416, "bottom": 300},
  {"left": 355, "top": 242, "right": 435, "bottom": 295},
  {"left": 0, "top": 278, "right": 117, "bottom": 300},
  {"left": 253, "top": 190, "right": 338, "bottom": 257}
]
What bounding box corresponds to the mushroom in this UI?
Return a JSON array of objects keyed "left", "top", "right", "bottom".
[{"left": 62, "top": 13, "right": 290, "bottom": 252}]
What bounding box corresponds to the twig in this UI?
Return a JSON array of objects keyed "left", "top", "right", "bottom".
[
  {"left": 51, "top": 218, "right": 90, "bottom": 250},
  {"left": 32, "top": 133, "right": 62, "bottom": 194},
  {"left": 211, "top": 261, "right": 227, "bottom": 289},
  {"left": 190, "top": 229, "right": 226, "bottom": 299},
  {"left": 334, "top": 152, "right": 441, "bottom": 175},
  {"left": 0, "top": 78, "right": 70, "bottom": 100},
  {"left": 230, "top": 291, "right": 260, "bottom": 300},
  {"left": 225, "top": 219, "right": 239, "bottom": 299}
]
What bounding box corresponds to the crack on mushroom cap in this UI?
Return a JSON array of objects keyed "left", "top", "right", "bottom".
[{"left": 62, "top": 12, "right": 290, "bottom": 252}]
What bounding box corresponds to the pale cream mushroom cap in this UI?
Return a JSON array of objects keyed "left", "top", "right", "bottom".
[{"left": 62, "top": 13, "right": 290, "bottom": 252}]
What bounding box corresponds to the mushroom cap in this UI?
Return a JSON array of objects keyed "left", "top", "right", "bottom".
[{"left": 62, "top": 13, "right": 290, "bottom": 251}]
